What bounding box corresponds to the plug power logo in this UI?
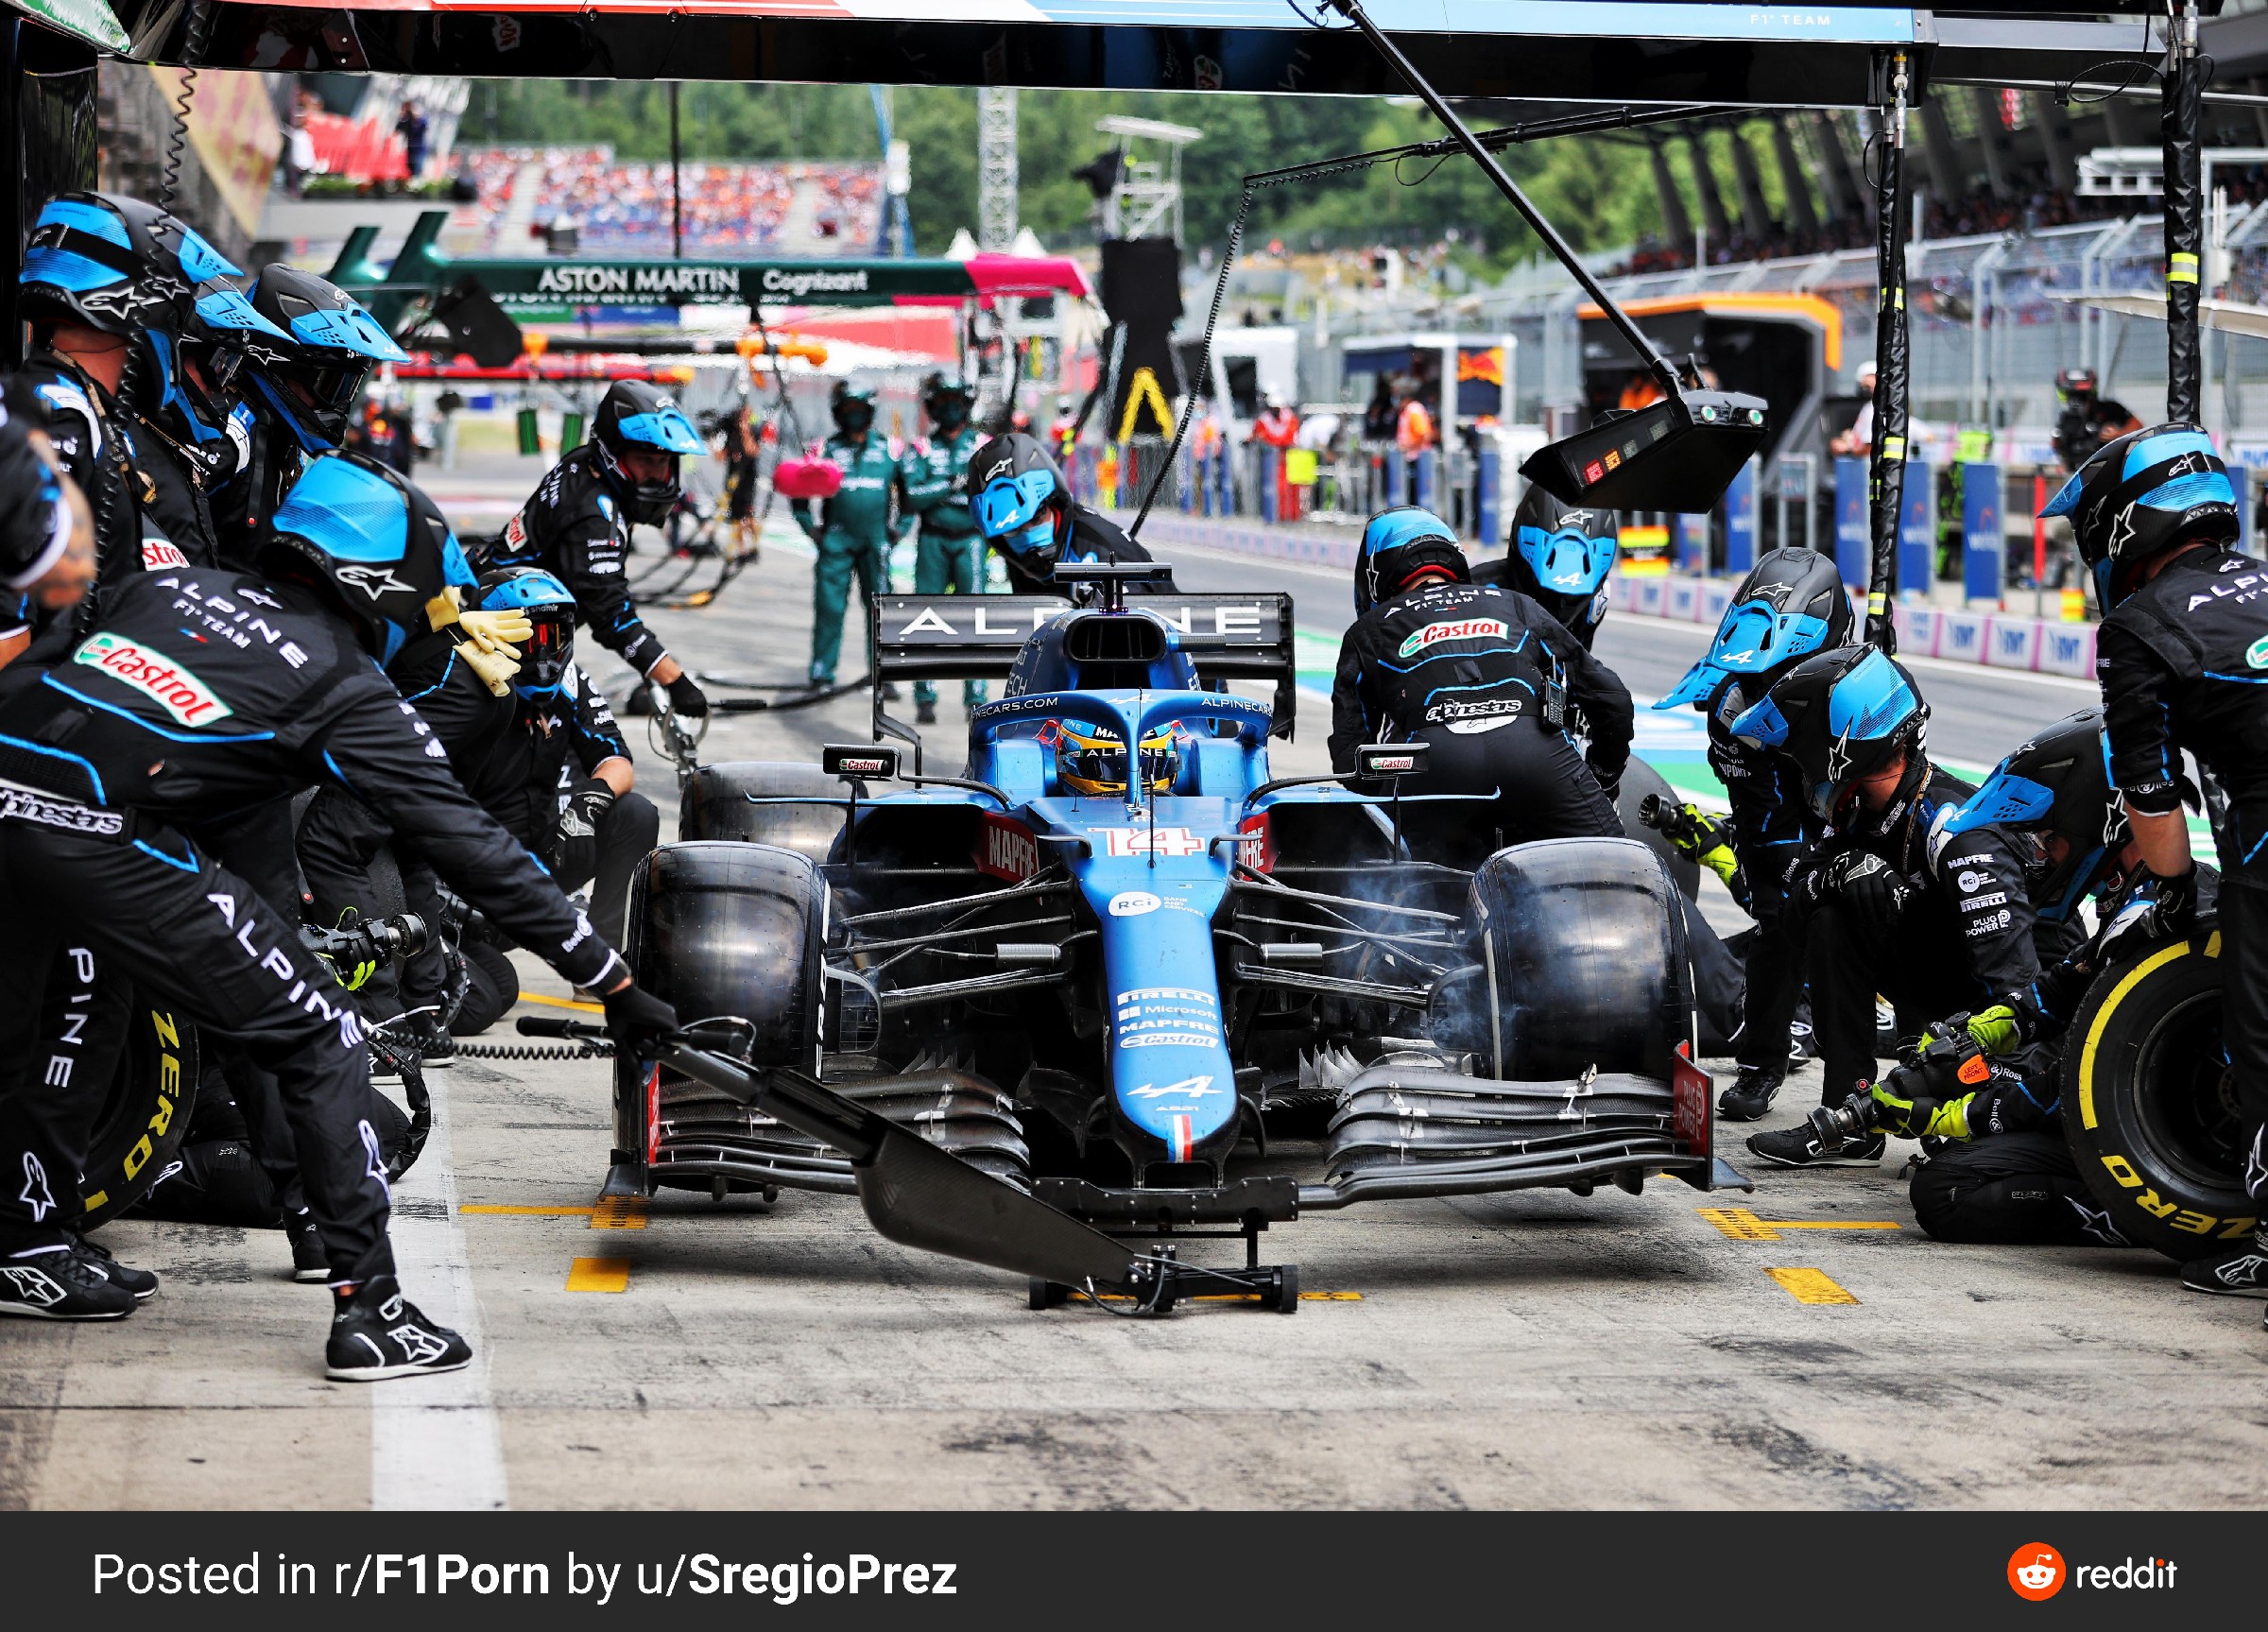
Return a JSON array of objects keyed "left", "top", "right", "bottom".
[{"left": 2009, "top": 1544, "right": 2065, "bottom": 1601}]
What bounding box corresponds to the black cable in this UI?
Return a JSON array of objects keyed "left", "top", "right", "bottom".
[
  {"left": 160, "top": 1, "right": 215, "bottom": 216},
  {"left": 1128, "top": 185, "right": 1252, "bottom": 540},
  {"left": 453, "top": 1038, "right": 614, "bottom": 1061}
]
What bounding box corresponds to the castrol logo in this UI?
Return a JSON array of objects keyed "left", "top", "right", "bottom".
[
  {"left": 1397, "top": 617, "right": 1506, "bottom": 659},
  {"left": 72, "top": 632, "right": 233, "bottom": 726}
]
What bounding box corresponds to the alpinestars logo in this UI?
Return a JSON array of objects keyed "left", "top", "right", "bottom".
[
  {"left": 1398, "top": 617, "right": 1507, "bottom": 659},
  {"left": 335, "top": 563, "right": 416, "bottom": 600},
  {"left": 0, "top": 1263, "right": 66, "bottom": 1308},
  {"left": 387, "top": 1322, "right": 455, "bottom": 1366},
  {"left": 18, "top": 1153, "right": 55, "bottom": 1222}
]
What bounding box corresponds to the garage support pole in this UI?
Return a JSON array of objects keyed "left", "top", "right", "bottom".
[
  {"left": 1864, "top": 49, "right": 1912, "bottom": 652},
  {"left": 2164, "top": 0, "right": 2204, "bottom": 424}
]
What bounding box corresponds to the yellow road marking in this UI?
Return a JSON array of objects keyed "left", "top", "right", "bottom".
[
  {"left": 461, "top": 1204, "right": 595, "bottom": 1216},
  {"left": 1699, "top": 1207, "right": 1900, "bottom": 1241},
  {"left": 519, "top": 991, "right": 605, "bottom": 1014},
  {"left": 1765, "top": 1267, "right": 1860, "bottom": 1305},
  {"left": 1299, "top": 1290, "right": 1364, "bottom": 1300},
  {"left": 590, "top": 1196, "right": 648, "bottom": 1230},
  {"left": 566, "top": 1257, "right": 630, "bottom": 1293}
]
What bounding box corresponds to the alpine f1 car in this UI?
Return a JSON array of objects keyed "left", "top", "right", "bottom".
[{"left": 586, "top": 565, "right": 1744, "bottom": 1311}]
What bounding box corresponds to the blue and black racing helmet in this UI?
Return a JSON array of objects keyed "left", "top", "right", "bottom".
[
  {"left": 238, "top": 266, "right": 409, "bottom": 453},
  {"left": 1656, "top": 546, "right": 1856, "bottom": 712},
  {"left": 2040, "top": 422, "right": 2239, "bottom": 610},
  {"left": 1355, "top": 505, "right": 1469, "bottom": 616},
  {"left": 139, "top": 282, "right": 293, "bottom": 467},
  {"left": 592, "top": 380, "right": 703, "bottom": 525},
  {"left": 1730, "top": 644, "right": 1928, "bottom": 824},
  {"left": 967, "top": 432, "right": 1072, "bottom": 568},
  {"left": 1494, "top": 485, "right": 1616, "bottom": 644},
  {"left": 19, "top": 192, "right": 239, "bottom": 341},
  {"left": 1942, "top": 708, "right": 2133, "bottom": 923},
  {"left": 477, "top": 567, "right": 577, "bottom": 699},
  {"left": 265, "top": 452, "right": 476, "bottom": 664}
]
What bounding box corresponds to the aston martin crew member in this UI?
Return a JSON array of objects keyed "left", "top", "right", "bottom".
[
  {"left": 965, "top": 432, "right": 1173, "bottom": 597},
  {"left": 0, "top": 452, "right": 677, "bottom": 1375},
  {"left": 1731, "top": 645, "right": 2049, "bottom": 1169},
  {"left": 794, "top": 380, "right": 900, "bottom": 690},
  {"left": 897, "top": 371, "right": 988, "bottom": 722},
  {"left": 494, "top": 379, "right": 708, "bottom": 717},
  {"left": 1330, "top": 506, "right": 1631, "bottom": 866},
  {"left": 2047, "top": 422, "right": 2268, "bottom": 1310}
]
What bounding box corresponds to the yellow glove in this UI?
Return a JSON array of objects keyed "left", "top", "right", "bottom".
[
  {"left": 1966, "top": 1005, "right": 2020, "bottom": 1055},
  {"left": 455, "top": 636, "right": 521, "bottom": 697},
  {"left": 456, "top": 607, "right": 532, "bottom": 658},
  {"left": 1697, "top": 840, "right": 1742, "bottom": 888},
  {"left": 1868, "top": 1076, "right": 1975, "bottom": 1140}
]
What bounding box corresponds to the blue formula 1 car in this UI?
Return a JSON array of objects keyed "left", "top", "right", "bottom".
[{"left": 597, "top": 565, "right": 1741, "bottom": 1311}]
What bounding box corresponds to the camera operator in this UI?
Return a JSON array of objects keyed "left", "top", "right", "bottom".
[
  {"left": 0, "top": 451, "right": 677, "bottom": 1372},
  {"left": 2046, "top": 424, "right": 2268, "bottom": 1309},
  {"left": 1729, "top": 645, "right": 2051, "bottom": 1169}
]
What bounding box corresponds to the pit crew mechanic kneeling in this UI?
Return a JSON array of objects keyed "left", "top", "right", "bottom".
[
  {"left": 2048, "top": 422, "right": 2268, "bottom": 1306},
  {"left": 0, "top": 451, "right": 678, "bottom": 1367},
  {"left": 1731, "top": 644, "right": 2052, "bottom": 1169},
  {"left": 966, "top": 432, "right": 1174, "bottom": 596},
  {"left": 1329, "top": 506, "right": 1631, "bottom": 865}
]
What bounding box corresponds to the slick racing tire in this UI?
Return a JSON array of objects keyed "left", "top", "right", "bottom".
[
  {"left": 679, "top": 761, "right": 846, "bottom": 857},
  {"left": 1465, "top": 836, "right": 1694, "bottom": 1083},
  {"left": 1615, "top": 757, "right": 1700, "bottom": 902},
  {"left": 627, "top": 843, "right": 826, "bottom": 1066},
  {"left": 2061, "top": 929, "right": 2257, "bottom": 1260},
  {"left": 78, "top": 986, "right": 198, "bottom": 1230}
]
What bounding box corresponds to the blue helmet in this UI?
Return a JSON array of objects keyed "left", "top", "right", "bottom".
[
  {"left": 593, "top": 380, "right": 703, "bottom": 525},
  {"left": 1943, "top": 708, "right": 2131, "bottom": 922},
  {"left": 19, "top": 192, "right": 238, "bottom": 340},
  {"left": 2042, "top": 422, "right": 2239, "bottom": 609},
  {"left": 1656, "top": 546, "right": 1855, "bottom": 711},
  {"left": 477, "top": 567, "right": 576, "bottom": 699},
  {"left": 142, "top": 282, "right": 292, "bottom": 466},
  {"left": 967, "top": 433, "right": 1071, "bottom": 566},
  {"left": 1356, "top": 505, "right": 1468, "bottom": 616},
  {"left": 1729, "top": 644, "right": 1928, "bottom": 824},
  {"left": 239, "top": 265, "right": 410, "bottom": 453},
  {"left": 266, "top": 452, "right": 476, "bottom": 665}
]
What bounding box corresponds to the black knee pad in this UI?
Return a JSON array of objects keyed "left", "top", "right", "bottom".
[{"left": 1909, "top": 1133, "right": 2128, "bottom": 1246}]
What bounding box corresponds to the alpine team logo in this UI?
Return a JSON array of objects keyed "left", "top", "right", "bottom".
[
  {"left": 2008, "top": 1544, "right": 2064, "bottom": 1601},
  {"left": 1398, "top": 618, "right": 1507, "bottom": 660},
  {"left": 72, "top": 632, "right": 233, "bottom": 726}
]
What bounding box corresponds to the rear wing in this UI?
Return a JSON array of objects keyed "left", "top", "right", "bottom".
[{"left": 869, "top": 592, "right": 1297, "bottom": 755}]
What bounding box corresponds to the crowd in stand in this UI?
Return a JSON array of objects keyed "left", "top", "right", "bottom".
[{"left": 455, "top": 146, "right": 882, "bottom": 252}]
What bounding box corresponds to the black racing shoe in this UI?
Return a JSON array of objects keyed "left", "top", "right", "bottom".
[
  {"left": 1745, "top": 1124, "right": 1887, "bottom": 1169},
  {"left": 73, "top": 1236, "right": 158, "bottom": 1300},
  {"left": 409, "top": 1014, "right": 455, "bottom": 1069},
  {"left": 916, "top": 697, "right": 938, "bottom": 725},
  {"left": 0, "top": 1246, "right": 136, "bottom": 1321},
  {"left": 286, "top": 1212, "right": 330, "bottom": 1284},
  {"left": 325, "top": 1275, "right": 472, "bottom": 1382},
  {"left": 1718, "top": 1068, "right": 1783, "bottom": 1123},
  {"left": 2178, "top": 1225, "right": 2268, "bottom": 1298}
]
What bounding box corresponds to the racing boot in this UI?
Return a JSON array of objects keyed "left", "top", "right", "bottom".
[
  {"left": 1717, "top": 1067, "right": 1782, "bottom": 1123},
  {"left": 916, "top": 697, "right": 938, "bottom": 725},
  {"left": 0, "top": 1243, "right": 137, "bottom": 1320},
  {"left": 408, "top": 1012, "right": 455, "bottom": 1069},
  {"left": 285, "top": 1210, "right": 330, "bottom": 1284},
  {"left": 1744, "top": 1122, "right": 1887, "bottom": 1168},
  {"left": 72, "top": 1233, "right": 159, "bottom": 1300},
  {"left": 326, "top": 1274, "right": 473, "bottom": 1381},
  {"left": 2179, "top": 1225, "right": 2268, "bottom": 1297}
]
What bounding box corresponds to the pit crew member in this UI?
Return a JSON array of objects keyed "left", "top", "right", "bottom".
[
  {"left": 1472, "top": 485, "right": 1617, "bottom": 651},
  {"left": 896, "top": 372, "right": 988, "bottom": 722},
  {"left": 793, "top": 380, "right": 900, "bottom": 691},
  {"left": 965, "top": 432, "right": 1173, "bottom": 597}
]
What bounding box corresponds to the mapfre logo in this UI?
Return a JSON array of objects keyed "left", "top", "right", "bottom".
[
  {"left": 2009, "top": 1544, "right": 2065, "bottom": 1601},
  {"left": 72, "top": 633, "right": 233, "bottom": 726},
  {"left": 1397, "top": 617, "right": 1505, "bottom": 659}
]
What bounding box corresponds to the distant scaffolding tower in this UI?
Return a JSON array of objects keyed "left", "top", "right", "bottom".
[{"left": 979, "top": 88, "right": 1018, "bottom": 251}]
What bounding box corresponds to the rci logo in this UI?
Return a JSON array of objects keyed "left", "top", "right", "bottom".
[{"left": 2008, "top": 1544, "right": 2064, "bottom": 1601}]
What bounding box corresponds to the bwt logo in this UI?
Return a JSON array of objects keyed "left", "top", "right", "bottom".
[{"left": 2007, "top": 1542, "right": 2178, "bottom": 1601}]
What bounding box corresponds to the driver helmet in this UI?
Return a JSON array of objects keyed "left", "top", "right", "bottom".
[
  {"left": 920, "top": 370, "right": 974, "bottom": 431},
  {"left": 1051, "top": 717, "right": 1181, "bottom": 799},
  {"left": 830, "top": 379, "right": 877, "bottom": 437},
  {"left": 592, "top": 379, "right": 703, "bottom": 526},
  {"left": 265, "top": 451, "right": 476, "bottom": 664},
  {"left": 967, "top": 432, "right": 1071, "bottom": 568},
  {"left": 477, "top": 566, "right": 577, "bottom": 700},
  {"left": 236, "top": 265, "right": 410, "bottom": 453},
  {"left": 1500, "top": 484, "right": 1616, "bottom": 644},
  {"left": 2056, "top": 368, "right": 2099, "bottom": 403},
  {"left": 1656, "top": 545, "right": 1855, "bottom": 711},
  {"left": 2041, "top": 422, "right": 2237, "bottom": 611},
  {"left": 1729, "top": 644, "right": 1929, "bottom": 827},
  {"left": 1355, "top": 505, "right": 1469, "bottom": 616},
  {"left": 1941, "top": 708, "right": 2133, "bottom": 923}
]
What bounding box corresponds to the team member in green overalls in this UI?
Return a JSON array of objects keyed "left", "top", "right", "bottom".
[
  {"left": 793, "top": 379, "right": 899, "bottom": 689},
  {"left": 896, "top": 371, "right": 988, "bottom": 723}
]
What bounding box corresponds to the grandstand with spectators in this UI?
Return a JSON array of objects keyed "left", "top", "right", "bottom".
[{"left": 456, "top": 146, "right": 883, "bottom": 254}]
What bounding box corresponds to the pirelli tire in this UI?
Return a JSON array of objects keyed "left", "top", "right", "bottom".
[
  {"left": 2061, "top": 927, "right": 2257, "bottom": 1260},
  {"left": 678, "top": 761, "right": 846, "bottom": 857},
  {"left": 78, "top": 988, "right": 198, "bottom": 1230}
]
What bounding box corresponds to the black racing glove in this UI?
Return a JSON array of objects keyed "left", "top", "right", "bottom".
[
  {"left": 1801, "top": 850, "right": 1915, "bottom": 928},
  {"left": 2096, "top": 863, "right": 2199, "bottom": 964},
  {"left": 1589, "top": 758, "right": 1623, "bottom": 806},
  {"left": 553, "top": 777, "right": 614, "bottom": 888},
  {"left": 602, "top": 981, "right": 680, "bottom": 1055},
  {"left": 665, "top": 671, "right": 709, "bottom": 718},
  {"left": 2154, "top": 863, "right": 2199, "bottom": 939}
]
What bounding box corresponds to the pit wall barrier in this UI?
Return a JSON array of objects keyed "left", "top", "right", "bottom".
[{"left": 1606, "top": 574, "right": 2097, "bottom": 678}]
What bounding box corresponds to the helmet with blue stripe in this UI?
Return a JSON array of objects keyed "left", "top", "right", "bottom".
[
  {"left": 2040, "top": 422, "right": 2239, "bottom": 609},
  {"left": 1356, "top": 505, "right": 1468, "bottom": 616},
  {"left": 265, "top": 452, "right": 476, "bottom": 665},
  {"left": 1943, "top": 708, "right": 2131, "bottom": 922},
  {"left": 1656, "top": 546, "right": 1855, "bottom": 712},
  {"left": 236, "top": 265, "right": 408, "bottom": 453},
  {"left": 592, "top": 380, "right": 703, "bottom": 525},
  {"left": 478, "top": 567, "right": 577, "bottom": 699},
  {"left": 1498, "top": 485, "right": 1616, "bottom": 643},
  {"left": 966, "top": 432, "right": 1072, "bottom": 566},
  {"left": 20, "top": 192, "right": 239, "bottom": 340},
  {"left": 1729, "top": 644, "right": 1929, "bottom": 824}
]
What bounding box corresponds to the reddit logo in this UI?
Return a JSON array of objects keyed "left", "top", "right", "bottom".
[{"left": 2009, "top": 1544, "right": 2066, "bottom": 1601}]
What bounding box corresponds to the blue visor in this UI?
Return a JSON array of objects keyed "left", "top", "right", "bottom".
[
  {"left": 171, "top": 224, "right": 240, "bottom": 286},
  {"left": 440, "top": 531, "right": 476, "bottom": 590},
  {"left": 21, "top": 246, "right": 124, "bottom": 294},
  {"left": 1708, "top": 598, "right": 1835, "bottom": 676},
  {"left": 1653, "top": 659, "right": 1728, "bottom": 711},
  {"left": 974, "top": 470, "right": 1058, "bottom": 540},
  {"left": 1943, "top": 768, "right": 2054, "bottom": 835},
  {"left": 272, "top": 455, "right": 408, "bottom": 562},
  {"left": 481, "top": 569, "right": 575, "bottom": 611},
  {"left": 194, "top": 287, "right": 292, "bottom": 343},
  {"left": 615, "top": 406, "right": 703, "bottom": 455},
  {"left": 285, "top": 302, "right": 410, "bottom": 363},
  {"left": 1826, "top": 647, "right": 1922, "bottom": 743},
  {"left": 1514, "top": 521, "right": 1616, "bottom": 595}
]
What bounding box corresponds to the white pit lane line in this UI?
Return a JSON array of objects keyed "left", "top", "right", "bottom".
[{"left": 369, "top": 1071, "right": 508, "bottom": 1511}]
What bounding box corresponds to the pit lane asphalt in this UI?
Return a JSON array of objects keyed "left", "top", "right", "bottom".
[{"left": 4, "top": 465, "right": 2259, "bottom": 1512}]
